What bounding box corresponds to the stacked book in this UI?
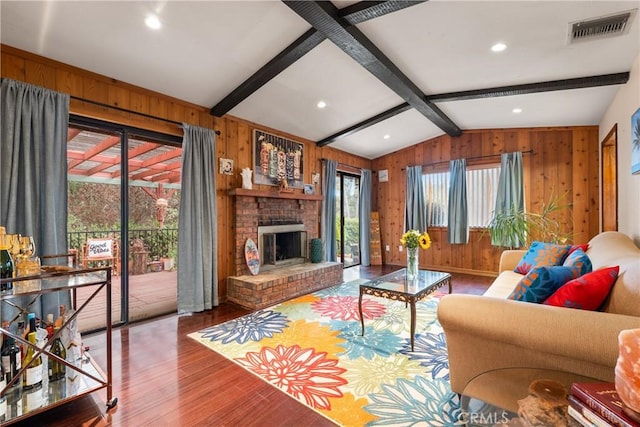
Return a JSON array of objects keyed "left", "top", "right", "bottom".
[{"left": 568, "top": 383, "right": 640, "bottom": 427}]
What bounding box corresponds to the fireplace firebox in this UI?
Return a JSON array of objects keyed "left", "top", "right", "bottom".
[{"left": 258, "top": 224, "right": 307, "bottom": 271}]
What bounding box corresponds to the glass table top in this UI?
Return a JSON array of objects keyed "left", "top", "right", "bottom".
[{"left": 360, "top": 268, "right": 451, "bottom": 296}]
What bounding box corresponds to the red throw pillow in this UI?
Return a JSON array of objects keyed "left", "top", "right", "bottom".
[
  {"left": 567, "top": 244, "right": 589, "bottom": 256},
  {"left": 543, "top": 266, "right": 619, "bottom": 310}
]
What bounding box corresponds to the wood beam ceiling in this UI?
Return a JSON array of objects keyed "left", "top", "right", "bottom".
[
  {"left": 212, "top": 1, "right": 631, "bottom": 149},
  {"left": 283, "top": 0, "right": 462, "bottom": 137},
  {"left": 427, "top": 72, "right": 630, "bottom": 102},
  {"left": 317, "top": 72, "right": 631, "bottom": 146},
  {"left": 210, "top": 1, "right": 425, "bottom": 117}
]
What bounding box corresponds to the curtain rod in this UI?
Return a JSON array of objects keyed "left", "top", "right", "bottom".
[
  {"left": 401, "top": 149, "right": 534, "bottom": 171},
  {"left": 321, "top": 158, "right": 363, "bottom": 171},
  {"left": 70, "top": 95, "right": 221, "bottom": 135}
]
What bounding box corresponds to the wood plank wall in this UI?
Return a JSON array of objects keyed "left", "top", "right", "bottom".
[
  {"left": 1, "top": 44, "right": 600, "bottom": 287},
  {"left": 0, "top": 45, "right": 371, "bottom": 299},
  {"left": 372, "top": 128, "right": 600, "bottom": 276}
]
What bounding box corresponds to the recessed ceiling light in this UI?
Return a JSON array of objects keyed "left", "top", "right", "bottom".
[
  {"left": 383, "top": 134, "right": 390, "bottom": 140},
  {"left": 512, "top": 108, "right": 522, "bottom": 114},
  {"left": 317, "top": 100, "right": 327, "bottom": 109},
  {"left": 491, "top": 42, "right": 507, "bottom": 52},
  {"left": 145, "top": 15, "right": 162, "bottom": 30}
]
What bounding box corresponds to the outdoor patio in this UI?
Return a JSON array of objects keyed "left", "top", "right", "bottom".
[{"left": 75, "top": 269, "right": 177, "bottom": 332}]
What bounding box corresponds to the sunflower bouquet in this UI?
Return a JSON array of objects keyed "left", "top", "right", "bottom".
[{"left": 400, "top": 230, "right": 431, "bottom": 250}]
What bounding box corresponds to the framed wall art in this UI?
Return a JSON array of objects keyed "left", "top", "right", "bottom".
[
  {"left": 219, "top": 158, "right": 234, "bottom": 175},
  {"left": 253, "top": 129, "right": 304, "bottom": 188}
]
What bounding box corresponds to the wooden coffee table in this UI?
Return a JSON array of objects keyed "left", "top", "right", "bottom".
[{"left": 358, "top": 268, "right": 451, "bottom": 351}]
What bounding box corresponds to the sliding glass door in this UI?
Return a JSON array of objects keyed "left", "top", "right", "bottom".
[
  {"left": 67, "top": 116, "right": 181, "bottom": 331},
  {"left": 335, "top": 172, "right": 360, "bottom": 268}
]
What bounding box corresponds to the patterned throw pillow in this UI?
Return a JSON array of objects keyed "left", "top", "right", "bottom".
[
  {"left": 567, "top": 244, "right": 589, "bottom": 256},
  {"left": 562, "top": 248, "right": 592, "bottom": 277},
  {"left": 543, "top": 266, "right": 620, "bottom": 310},
  {"left": 514, "top": 241, "right": 573, "bottom": 275},
  {"left": 508, "top": 266, "right": 578, "bottom": 303}
]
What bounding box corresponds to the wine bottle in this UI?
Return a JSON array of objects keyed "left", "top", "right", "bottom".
[
  {"left": 0, "top": 226, "right": 13, "bottom": 290},
  {"left": 48, "top": 327, "right": 66, "bottom": 382},
  {"left": 0, "top": 246, "right": 13, "bottom": 291},
  {"left": 26, "top": 313, "right": 36, "bottom": 339},
  {"left": 22, "top": 381, "right": 43, "bottom": 412},
  {"left": 21, "top": 332, "right": 42, "bottom": 390},
  {"left": 1, "top": 336, "right": 20, "bottom": 389}
]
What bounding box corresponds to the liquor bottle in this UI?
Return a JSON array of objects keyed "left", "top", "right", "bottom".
[
  {"left": 48, "top": 327, "right": 66, "bottom": 382},
  {"left": 21, "top": 332, "right": 42, "bottom": 390},
  {"left": 1, "top": 336, "right": 21, "bottom": 389}
]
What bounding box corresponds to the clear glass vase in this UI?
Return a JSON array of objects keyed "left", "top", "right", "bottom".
[{"left": 406, "top": 247, "right": 419, "bottom": 280}]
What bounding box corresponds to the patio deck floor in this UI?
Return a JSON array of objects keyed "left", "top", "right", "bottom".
[{"left": 75, "top": 270, "right": 177, "bottom": 332}]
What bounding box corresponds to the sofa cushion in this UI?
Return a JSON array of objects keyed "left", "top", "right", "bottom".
[
  {"left": 508, "top": 266, "right": 578, "bottom": 303},
  {"left": 562, "top": 248, "right": 592, "bottom": 277},
  {"left": 514, "top": 241, "right": 572, "bottom": 275},
  {"left": 543, "top": 266, "right": 619, "bottom": 310}
]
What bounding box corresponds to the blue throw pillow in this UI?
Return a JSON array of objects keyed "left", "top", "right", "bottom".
[
  {"left": 514, "top": 241, "right": 572, "bottom": 275},
  {"left": 562, "top": 248, "right": 592, "bottom": 277},
  {"left": 508, "top": 266, "right": 579, "bottom": 303}
]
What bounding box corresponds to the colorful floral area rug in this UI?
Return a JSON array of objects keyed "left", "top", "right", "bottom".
[{"left": 188, "top": 279, "right": 462, "bottom": 426}]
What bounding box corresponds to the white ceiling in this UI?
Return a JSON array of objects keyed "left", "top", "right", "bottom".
[{"left": 1, "top": 1, "right": 639, "bottom": 159}]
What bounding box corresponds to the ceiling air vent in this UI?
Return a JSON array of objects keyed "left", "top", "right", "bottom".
[{"left": 569, "top": 10, "right": 636, "bottom": 43}]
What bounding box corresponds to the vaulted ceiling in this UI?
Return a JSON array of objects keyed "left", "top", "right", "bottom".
[{"left": 1, "top": 1, "right": 639, "bottom": 160}]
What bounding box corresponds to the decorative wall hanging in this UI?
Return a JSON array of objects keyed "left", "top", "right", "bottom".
[
  {"left": 632, "top": 107, "right": 640, "bottom": 175},
  {"left": 312, "top": 172, "right": 320, "bottom": 185},
  {"left": 253, "top": 129, "right": 304, "bottom": 188},
  {"left": 378, "top": 169, "right": 389, "bottom": 182},
  {"left": 219, "top": 158, "right": 234, "bottom": 175}
]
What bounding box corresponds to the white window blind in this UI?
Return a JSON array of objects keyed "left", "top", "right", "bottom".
[{"left": 422, "top": 165, "right": 500, "bottom": 228}]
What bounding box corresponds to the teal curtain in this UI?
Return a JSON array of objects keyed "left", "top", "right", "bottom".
[
  {"left": 177, "top": 124, "right": 217, "bottom": 313},
  {"left": 405, "top": 166, "right": 426, "bottom": 231},
  {"left": 448, "top": 159, "right": 468, "bottom": 244},
  {"left": 0, "top": 79, "right": 70, "bottom": 320},
  {"left": 358, "top": 169, "right": 372, "bottom": 266},
  {"left": 321, "top": 160, "right": 337, "bottom": 262},
  {"left": 493, "top": 152, "right": 524, "bottom": 247}
]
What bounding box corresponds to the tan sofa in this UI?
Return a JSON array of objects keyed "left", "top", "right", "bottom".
[{"left": 438, "top": 231, "right": 640, "bottom": 405}]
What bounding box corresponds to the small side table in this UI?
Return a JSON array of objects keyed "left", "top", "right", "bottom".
[
  {"left": 358, "top": 268, "right": 451, "bottom": 351},
  {"left": 461, "top": 368, "right": 602, "bottom": 426}
]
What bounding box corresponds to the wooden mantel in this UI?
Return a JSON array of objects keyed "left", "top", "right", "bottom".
[{"left": 228, "top": 188, "right": 323, "bottom": 201}]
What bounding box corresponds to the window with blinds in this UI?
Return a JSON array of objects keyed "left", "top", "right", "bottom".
[{"left": 422, "top": 165, "right": 500, "bottom": 228}]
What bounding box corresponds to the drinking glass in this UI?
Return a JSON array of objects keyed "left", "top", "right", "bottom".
[{"left": 19, "top": 235, "right": 36, "bottom": 257}]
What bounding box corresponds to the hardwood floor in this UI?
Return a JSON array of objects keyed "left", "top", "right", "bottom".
[{"left": 17, "top": 266, "right": 493, "bottom": 427}]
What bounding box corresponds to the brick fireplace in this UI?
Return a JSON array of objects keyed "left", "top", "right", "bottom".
[{"left": 227, "top": 189, "right": 342, "bottom": 310}]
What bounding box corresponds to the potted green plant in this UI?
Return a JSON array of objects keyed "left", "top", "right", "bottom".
[{"left": 487, "top": 192, "right": 572, "bottom": 249}]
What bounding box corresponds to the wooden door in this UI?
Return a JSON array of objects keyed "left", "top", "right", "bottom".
[{"left": 601, "top": 125, "right": 618, "bottom": 231}]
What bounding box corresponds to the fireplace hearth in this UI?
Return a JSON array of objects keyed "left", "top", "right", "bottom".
[{"left": 227, "top": 188, "right": 342, "bottom": 309}]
